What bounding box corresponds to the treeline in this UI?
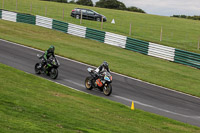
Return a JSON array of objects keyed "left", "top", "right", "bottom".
[
  {"left": 42, "top": 0, "right": 146, "bottom": 14},
  {"left": 171, "top": 15, "right": 200, "bottom": 20},
  {"left": 42, "top": 0, "right": 68, "bottom": 3}
]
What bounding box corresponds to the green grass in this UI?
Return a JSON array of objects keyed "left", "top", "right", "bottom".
[
  {"left": 0, "top": 63, "right": 200, "bottom": 132},
  {"left": 1, "top": 0, "right": 200, "bottom": 53},
  {"left": 0, "top": 19, "right": 200, "bottom": 98}
]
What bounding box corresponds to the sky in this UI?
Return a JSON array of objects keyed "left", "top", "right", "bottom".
[{"left": 92, "top": 0, "right": 200, "bottom": 16}]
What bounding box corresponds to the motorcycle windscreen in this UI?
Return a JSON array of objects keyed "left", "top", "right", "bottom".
[{"left": 104, "top": 76, "right": 110, "bottom": 81}]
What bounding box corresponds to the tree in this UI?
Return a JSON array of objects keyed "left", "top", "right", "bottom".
[
  {"left": 96, "top": 0, "right": 126, "bottom": 10},
  {"left": 180, "top": 15, "right": 187, "bottom": 18},
  {"left": 172, "top": 15, "right": 180, "bottom": 18},
  {"left": 43, "top": 0, "right": 68, "bottom": 3},
  {"left": 76, "top": 0, "right": 93, "bottom": 6},
  {"left": 95, "top": 0, "right": 145, "bottom": 13},
  {"left": 171, "top": 15, "right": 200, "bottom": 21},
  {"left": 116, "top": 1, "right": 126, "bottom": 10},
  {"left": 69, "top": 0, "right": 76, "bottom": 4},
  {"left": 126, "top": 6, "right": 146, "bottom": 13}
]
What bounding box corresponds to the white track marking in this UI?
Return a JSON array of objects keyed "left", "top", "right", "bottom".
[
  {"left": 113, "top": 95, "right": 200, "bottom": 119},
  {"left": 0, "top": 38, "right": 200, "bottom": 101},
  {"left": 63, "top": 79, "right": 85, "bottom": 88}
]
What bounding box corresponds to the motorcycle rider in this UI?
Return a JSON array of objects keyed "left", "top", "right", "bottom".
[
  {"left": 40, "top": 45, "right": 55, "bottom": 69},
  {"left": 95, "top": 61, "right": 110, "bottom": 79}
]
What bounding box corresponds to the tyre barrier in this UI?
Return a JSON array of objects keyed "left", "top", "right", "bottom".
[{"left": 0, "top": 9, "right": 199, "bottom": 69}]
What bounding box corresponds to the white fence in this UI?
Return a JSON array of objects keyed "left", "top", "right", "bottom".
[
  {"left": 104, "top": 32, "right": 127, "bottom": 48},
  {"left": 1, "top": 10, "right": 181, "bottom": 64},
  {"left": 148, "top": 42, "right": 175, "bottom": 61},
  {"left": 36, "top": 15, "right": 52, "bottom": 29},
  {"left": 2, "top": 10, "right": 17, "bottom": 22},
  {"left": 67, "top": 23, "right": 86, "bottom": 38}
]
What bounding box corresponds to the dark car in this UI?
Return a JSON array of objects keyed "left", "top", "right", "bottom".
[{"left": 71, "top": 8, "right": 107, "bottom": 22}]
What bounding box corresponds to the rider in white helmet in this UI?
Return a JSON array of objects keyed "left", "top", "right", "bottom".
[{"left": 95, "top": 61, "right": 110, "bottom": 78}]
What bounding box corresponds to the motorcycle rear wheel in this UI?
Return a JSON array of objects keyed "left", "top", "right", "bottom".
[
  {"left": 35, "top": 63, "right": 41, "bottom": 74},
  {"left": 50, "top": 68, "right": 58, "bottom": 79},
  {"left": 103, "top": 84, "right": 112, "bottom": 96},
  {"left": 85, "top": 77, "right": 93, "bottom": 90}
]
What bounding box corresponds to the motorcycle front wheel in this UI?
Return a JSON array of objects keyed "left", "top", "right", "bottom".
[
  {"left": 35, "top": 63, "right": 41, "bottom": 74},
  {"left": 50, "top": 68, "right": 58, "bottom": 79},
  {"left": 85, "top": 77, "right": 93, "bottom": 90},
  {"left": 103, "top": 84, "right": 112, "bottom": 96}
]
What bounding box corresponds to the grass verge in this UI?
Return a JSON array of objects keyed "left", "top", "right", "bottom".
[
  {"left": 0, "top": 0, "right": 200, "bottom": 53},
  {"left": 0, "top": 19, "right": 200, "bottom": 98},
  {"left": 0, "top": 63, "right": 200, "bottom": 132}
]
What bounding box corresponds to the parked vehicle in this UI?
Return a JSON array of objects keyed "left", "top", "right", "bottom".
[
  {"left": 85, "top": 68, "right": 112, "bottom": 96},
  {"left": 71, "top": 8, "right": 107, "bottom": 22},
  {"left": 35, "top": 54, "right": 60, "bottom": 79}
]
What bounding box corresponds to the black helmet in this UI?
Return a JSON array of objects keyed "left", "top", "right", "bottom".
[
  {"left": 102, "top": 61, "right": 108, "bottom": 69},
  {"left": 48, "top": 45, "right": 55, "bottom": 53}
]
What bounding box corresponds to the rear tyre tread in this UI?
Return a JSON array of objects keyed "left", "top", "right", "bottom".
[{"left": 35, "top": 63, "right": 41, "bottom": 74}]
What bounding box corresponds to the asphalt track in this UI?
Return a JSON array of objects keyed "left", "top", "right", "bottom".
[{"left": 0, "top": 39, "right": 200, "bottom": 127}]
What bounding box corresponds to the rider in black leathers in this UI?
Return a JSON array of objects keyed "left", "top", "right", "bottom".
[{"left": 94, "top": 61, "right": 110, "bottom": 79}]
